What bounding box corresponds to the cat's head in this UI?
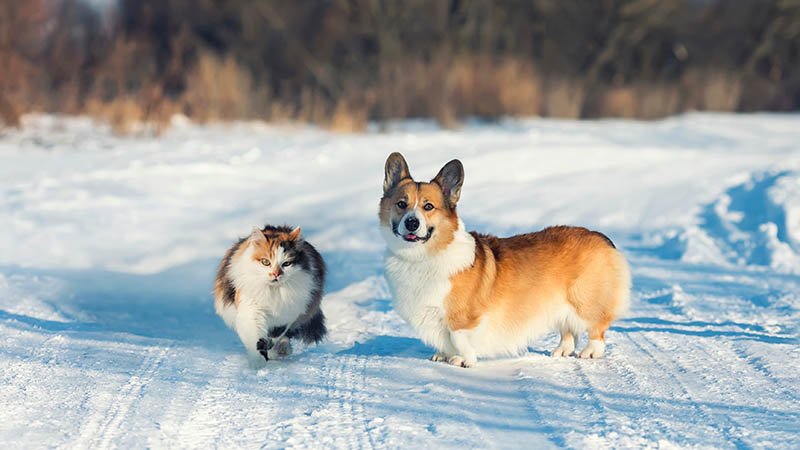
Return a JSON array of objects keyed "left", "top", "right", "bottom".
[{"left": 242, "top": 226, "right": 305, "bottom": 285}]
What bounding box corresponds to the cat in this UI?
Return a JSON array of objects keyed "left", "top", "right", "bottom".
[{"left": 214, "top": 225, "right": 326, "bottom": 368}]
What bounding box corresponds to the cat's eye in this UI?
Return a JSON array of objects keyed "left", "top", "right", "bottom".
[
  {"left": 424, "top": 203, "right": 434, "bottom": 211},
  {"left": 282, "top": 261, "right": 293, "bottom": 267},
  {"left": 396, "top": 200, "right": 408, "bottom": 209},
  {"left": 260, "top": 258, "right": 271, "bottom": 266}
]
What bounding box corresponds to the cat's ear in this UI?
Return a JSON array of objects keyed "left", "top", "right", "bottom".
[
  {"left": 249, "top": 227, "right": 266, "bottom": 244},
  {"left": 431, "top": 159, "right": 464, "bottom": 207},
  {"left": 288, "top": 226, "right": 302, "bottom": 241},
  {"left": 384, "top": 152, "right": 411, "bottom": 194}
]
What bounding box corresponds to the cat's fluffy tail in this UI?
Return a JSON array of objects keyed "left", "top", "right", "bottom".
[{"left": 289, "top": 310, "right": 327, "bottom": 344}]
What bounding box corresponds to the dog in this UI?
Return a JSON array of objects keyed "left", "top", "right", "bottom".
[{"left": 379, "top": 152, "right": 631, "bottom": 367}]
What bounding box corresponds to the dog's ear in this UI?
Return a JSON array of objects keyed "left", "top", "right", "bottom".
[
  {"left": 431, "top": 159, "right": 464, "bottom": 207},
  {"left": 384, "top": 152, "right": 411, "bottom": 194}
]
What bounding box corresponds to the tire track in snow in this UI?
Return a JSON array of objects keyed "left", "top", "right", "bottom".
[
  {"left": 167, "top": 353, "right": 244, "bottom": 448},
  {"left": 262, "top": 354, "right": 375, "bottom": 449},
  {"left": 572, "top": 362, "right": 610, "bottom": 429},
  {"left": 597, "top": 330, "right": 732, "bottom": 447},
  {"left": 74, "top": 345, "right": 168, "bottom": 450},
  {"left": 1, "top": 330, "right": 64, "bottom": 386},
  {"left": 433, "top": 367, "right": 503, "bottom": 449},
  {"left": 513, "top": 366, "right": 568, "bottom": 449},
  {"left": 730, "top": 342, "right": 800, "bottom": 404},
  {"left": 603, "top": 337, "right": 678, "bottom": 438},
  {"left": 631, "top": 332, "right": 750, "bottom": 448},
  {"left": 664, "top": 335, "right": 800, "bottom": 443}
]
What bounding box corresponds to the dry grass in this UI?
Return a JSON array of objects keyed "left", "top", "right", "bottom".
[
  {"left": 636, "top": 84, "right": 681, "bottom": 119},
  {"left": 543, "top": 79, "right": 585, "bottom": 119},
  {"left": 329, "top": 99, "right": 370, "bottom": 133},
  {"left": 700, "top": 74, "right": 742, "bottom": 112},
  {"left": 183, "top": 53, "right": 262, "bottom": 122},
  {"left": 448, "top": 56, "right": 542, "bottom": 118},
  {"left": 0, "top": 51, "right": 780, "bottom": 134}
]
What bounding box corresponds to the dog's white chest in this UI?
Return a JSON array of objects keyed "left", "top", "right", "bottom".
[
  {"left": 383, "top": 226, "right": 476, "bottom": 351},
  {"left": 385, "top": 258, "right": 450, "bottom": 320}
]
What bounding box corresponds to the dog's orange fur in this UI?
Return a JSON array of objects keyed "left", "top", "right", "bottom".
[{"left": 446, "top": 227, "right": 628, "bottom": 344}]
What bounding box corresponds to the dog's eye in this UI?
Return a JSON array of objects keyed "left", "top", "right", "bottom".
[
  {"left": 282, "top": 261, "right": 293, "bottom": 267},
  {"left": 424, "top": 203, "right": 434, "bottom": 211},
  {"left": 260, "top": 258, "right": 271, "bottom": 266},
  {"left": 396, "top": 200, "right": 408, "bottom": 209}
]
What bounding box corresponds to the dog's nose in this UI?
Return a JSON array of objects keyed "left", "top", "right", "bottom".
[{"left": 404, "top": 216, "right": 420, "bottom": 232}]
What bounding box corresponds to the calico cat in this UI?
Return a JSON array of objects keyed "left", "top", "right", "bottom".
[{"left": 214, "top": 225, "right": 326, "bottom": 368}]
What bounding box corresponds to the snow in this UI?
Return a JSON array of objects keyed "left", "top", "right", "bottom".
[{"left": 0, "top": 113, "right": 798, "bottom": 449}]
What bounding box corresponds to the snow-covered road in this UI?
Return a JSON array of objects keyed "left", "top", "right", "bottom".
[{"left": 1, "top": 114, "right": 798, "bottom": 449}]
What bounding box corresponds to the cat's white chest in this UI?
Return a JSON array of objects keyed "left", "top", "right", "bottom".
[{"left": 237, "top": 271, "right": 314, "bottom": 327}]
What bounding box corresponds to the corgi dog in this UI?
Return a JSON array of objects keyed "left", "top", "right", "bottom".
[
  {"left": 379, "top": 153, "right": 631, "bottom": 367},
  {"left": 214, "top": 225, "right": 326, "bottom": 369}
]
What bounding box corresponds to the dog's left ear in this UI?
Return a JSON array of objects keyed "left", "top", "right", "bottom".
[
  {"left": 431, "top": 159, "right": 464, "bottom": 207},
  {"left": 384, "top": 152, "right": 411, "bottom": 194}
]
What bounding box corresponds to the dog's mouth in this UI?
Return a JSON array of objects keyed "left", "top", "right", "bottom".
[{"left": 393, "top": 224, "right": 434, "bottom": 243}]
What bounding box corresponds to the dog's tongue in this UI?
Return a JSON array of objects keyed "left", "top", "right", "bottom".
[{"left": 405, "top": 233, "right": 418, "bottom": 241}]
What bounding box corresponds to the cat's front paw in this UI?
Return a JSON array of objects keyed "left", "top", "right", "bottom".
[{"left": 257, "top": 338, "right": 273, "bottom": 361}]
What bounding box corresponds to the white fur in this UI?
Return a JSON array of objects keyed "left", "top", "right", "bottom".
[
  {"left": 449, "top": 330, "right": 477, "bottom": 367},
  {"left": 551, "top": 332, "right": 576, "bottom": 357},
  {"left": 383, "top": 219, "right": 475, "bottom": 358},
  {"left": 443, "top": 302, "right": 589, "bottom": 363},
  {"left": 580, "top": 339, "right": 606, "bottom": 359},
  {"left": 217, "top": 240, "right": 314, "bottom": 369}
]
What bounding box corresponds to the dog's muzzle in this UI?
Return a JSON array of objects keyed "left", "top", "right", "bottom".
[{"left": 393, "top": 220, "right": 434, "bottom": 243}]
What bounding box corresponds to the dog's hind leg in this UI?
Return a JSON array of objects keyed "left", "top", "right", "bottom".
[{"left": 579, "top": 320, "right": 609, "bottom": 359}]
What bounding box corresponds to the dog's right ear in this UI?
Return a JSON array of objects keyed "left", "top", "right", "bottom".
[{"left": 383, "top": 152, "right": 411, "bottom": 194}]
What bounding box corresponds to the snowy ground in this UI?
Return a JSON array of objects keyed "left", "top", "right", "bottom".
[{"left": 0, "top": 113, "right": 798, "bottom": 449}]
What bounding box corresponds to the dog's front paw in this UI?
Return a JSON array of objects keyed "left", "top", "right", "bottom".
[
  {"left": 579, "top": 339, "right": 605, "bottom": 359},
  {"left": 550, "top": 345, "right": 575, "bottom": 358},
  {"left": 447, "top": 355, "right": 476, "bottom": 368},
  {"left": 430, "top": 352, "right": 449, "bottom": 362}
]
